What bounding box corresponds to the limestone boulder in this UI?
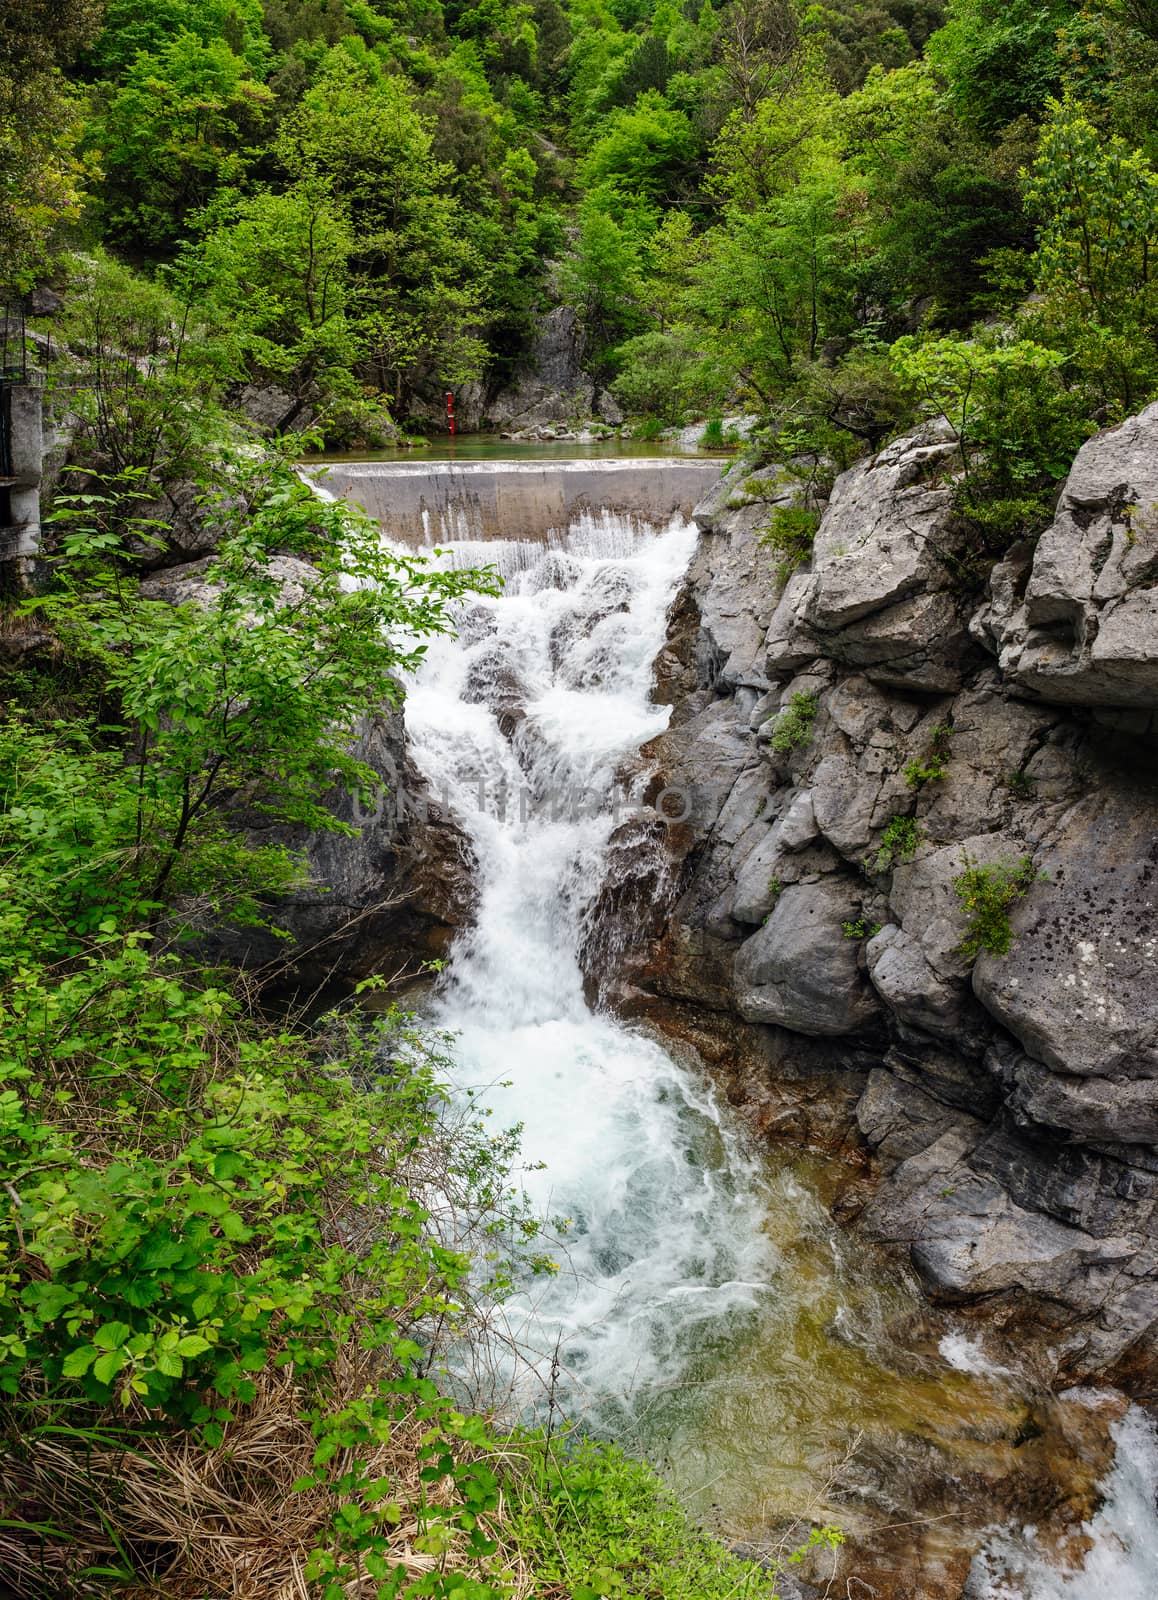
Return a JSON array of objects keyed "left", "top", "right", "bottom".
[
  {"left": 865, "top": 923, "right": 987, "bottom": 1047},
  {"left": 734, "top": 877, "right": 881, "bottom": 1034},
  {"left": 973, "top": 792, "right": 1158, "bottom": 1079},
  {"left": 987, "top": 402, "right": 1158, "bottom": 706},
  {"left": 779, "top": 423, "right": 981, "bottom": 690},
  {"left": 140, "top": 553, "right": 318, "bottom": 608}
]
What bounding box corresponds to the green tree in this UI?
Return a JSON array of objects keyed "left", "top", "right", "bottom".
[
  {"left": 0, "top": 0, "right": 101, "bottom": 294},
  {"left": 178, "top": 180, "right": 365, "bottom": 413},
  {"left": 890, "top": 331, "right": 1089, "bottom": 542},
  {"left": 578, "top": 91, "right": 700, "bottom": 204},
  {"left": 91, "top": 0, "right": 273, "bottom": 76},
  {"left": 687, "top": 180, "right": 853, "bottom": 398},
  {"left": 33, "top": 457, "right": 497, "bottom": 913},
  {"left": 926, "top": 0, "right": 1078, "bottom": 134},
  {"left": 1025, "top": 95, "right": 1158, "bottom": 415},
  {"left": 277, "top": 47, "right": 492, "bottom": 405},
  {"left": 560, "top": 185, "right": 653, "bottom": 353},
  {"left": 53, "top": 252, "right": 230, "bottom": 486},
  {"left": 92, "top": 32, "right": 274, "bottom": 250}
]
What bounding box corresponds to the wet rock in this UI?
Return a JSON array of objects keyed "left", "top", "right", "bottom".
[
  {"left": 619, "top": 397, "right": 1158, "bottom": 1389},
  {"left": 861, "top": 1129, "right": 1136, "bottom": 1303},
  {"left": 461, "top": 639, "right": 526, "bottom": 728},
  {"left": 858, "top": 1067, "right": 986, "bottom": 1162},
  {"left": 190, "top": 712, "right": 475, "bottom": 986}
]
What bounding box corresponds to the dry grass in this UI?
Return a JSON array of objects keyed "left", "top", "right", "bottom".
[{"left": 0, "top": 1351, "right": 539, "bottom": 1600}]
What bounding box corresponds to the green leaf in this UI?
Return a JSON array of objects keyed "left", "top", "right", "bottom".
[
  {"left": 92, "top": 1349, "right": 127, "bottom": 1386},
  {"left": 93, "top": 1321, "right": 133, "bottom": 1351},
  {"left": 61, "top": 1346, "right": 98, "bottom": 1378}
]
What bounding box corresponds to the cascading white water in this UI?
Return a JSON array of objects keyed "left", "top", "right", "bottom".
[
  {"left": 404, "top": 515, "right": 782, "bottom": 1423},
  {"left": 394, "top": 502, "right": 1158, "bottom": 1594}
]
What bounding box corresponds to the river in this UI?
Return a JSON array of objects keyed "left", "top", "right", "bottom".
[{"left": 390, "top": 504, "right": 1158, "bottom": 1596}]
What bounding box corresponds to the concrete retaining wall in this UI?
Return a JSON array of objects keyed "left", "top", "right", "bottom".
[
  {"left": 306, "top": 458, "right": 724, "bottom": 546},
  {"left": 0, "top": 383, "right": 44, "bottom": 592}
]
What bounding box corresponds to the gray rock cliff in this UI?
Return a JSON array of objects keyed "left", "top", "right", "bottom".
[{"left": 630, "top": 420, "right": 1158, "bottom": 1389}]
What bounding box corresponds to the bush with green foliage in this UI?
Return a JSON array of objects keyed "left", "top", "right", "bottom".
[
  {"left": 952, "top": 853, "right": 1042, "bottom": 960},
  {"left": 867, "top": 814, "right": 922, "bottom": 873},
  {"left": 766, "top": 690, "right": 820, "bottom": 754},
  {"left": 28, "top": 456, "right": 495, "bottom": 920},
  {"left": 608, "top": 326, "right": 728, "bottom": 423},
  {"left": 758, "top": 503, "right": 821, "bottom": 579},
  {"left": 903, "top": 722, "right": 953, "bottom": 788}
]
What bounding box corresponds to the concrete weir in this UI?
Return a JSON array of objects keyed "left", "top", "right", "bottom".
[{"left": 305, "top": 457, "right": 724, "bottom": 546}]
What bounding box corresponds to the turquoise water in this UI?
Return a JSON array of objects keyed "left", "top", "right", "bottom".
[{"left": 301, "top": 434, "right": 735, "bottom": 466}]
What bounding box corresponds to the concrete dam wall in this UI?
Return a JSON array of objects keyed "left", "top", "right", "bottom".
[{"left": 306, "top": 458, "right": 724, "bottom": 546}]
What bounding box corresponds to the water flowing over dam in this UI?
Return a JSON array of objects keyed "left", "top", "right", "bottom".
[
  {"left": 306, "top": 456, "right": 724, "bottom": 548},
  {"left": 372, "top": 457, "right": 1158, "bottom": 1598}
]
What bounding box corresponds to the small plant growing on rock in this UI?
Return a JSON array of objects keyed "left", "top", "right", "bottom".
[
  {"left": 766, "top": 690, "right": 819, "bottom": 754},
  {"left": 759, "top": 505, "right": 821, "bottom": 581},
  {"left": 904, "top": 722, "right": 953, "bottom": 789},
  {"left": 952, "top": 854, "right": 1043, "bottom": 960},
  {"left": 1006, "top": 767, "right": 1037, "bottom": 798},
  {"left": 867, "top": 815, "right": 921, "bottom": 873},
  {"left": 763, "top": 876, "right": 783, "bottom": 921},
  {"left": 841, "top": 917, "right": 882, "bottom": 940}
]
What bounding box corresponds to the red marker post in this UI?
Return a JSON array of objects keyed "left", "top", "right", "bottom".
[{"left": 446, "top": 391, "right": 455, "bottom": 437}]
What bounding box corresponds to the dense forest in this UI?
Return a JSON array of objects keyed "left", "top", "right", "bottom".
[
  {"left": 6, "top": 0, "right": 1158, "bottom": 500},
  {"left": 3, "top": 0, "right": 1158, "bottom": 1593}
]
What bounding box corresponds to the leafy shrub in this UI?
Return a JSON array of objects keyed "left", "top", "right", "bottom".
[
  {"left": 27, "top": 456, "right": 496, "bottom": 921},
  {"left": 507, "top": 1439, "right": 794, "bottom": 1600},
  {"left": 0, "top": 891, "right": 529, "bottom": 1593},
  {"left": 841, "top": 917, "right": 882, "bottom": 939},
  {"left": 952, "top": 853, "right": 1042, "bottom": 959},
  {"left": 867, "top": 815, "right": 921, "bottom": 873},
  {"left": 759, "top": 504, "right": 821, "bottom": 579},
  {"left": 903, "top": 722, "right": 953, "bottom": 788},
  {"left": 766, "top": 690, "right": 820, "bottom": 753}
]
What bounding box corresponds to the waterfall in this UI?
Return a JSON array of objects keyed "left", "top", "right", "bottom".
[
  {"left": 404, "top": 513, "right": 780, "bottom": 1422},
  {"left": 392, "top": 501, "right": 1158, "bottom": 1594}
]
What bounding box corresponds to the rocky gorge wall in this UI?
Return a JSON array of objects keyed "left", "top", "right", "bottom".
[{"left": 617, "top": 408, "right": 1158, "bottom": 1393}]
